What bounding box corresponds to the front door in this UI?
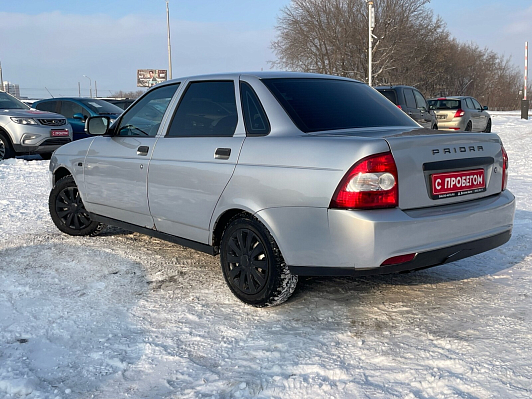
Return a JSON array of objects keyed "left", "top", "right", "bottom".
[
  {"left": 148, "top": 79, "right": 245, "bottom": 244},
  {"left": 83, "top": 83, "right": 180, "bottom": 227}
]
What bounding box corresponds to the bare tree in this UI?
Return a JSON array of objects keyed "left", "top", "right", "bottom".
[{"left": 271, "top": 0, "right": 522, "bottom": 110}]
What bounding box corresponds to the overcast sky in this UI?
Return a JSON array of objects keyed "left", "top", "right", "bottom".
[{"left": 1, "top": 0, "right": 531, "bottom": 99}]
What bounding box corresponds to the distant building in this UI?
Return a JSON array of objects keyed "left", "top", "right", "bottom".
[{"left": 2, "top": 81, "right": 21, "bottom": 99}]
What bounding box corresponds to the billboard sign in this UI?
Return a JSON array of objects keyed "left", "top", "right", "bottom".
[{"left": 137, "top": 69, "right": 167, "bottom": 87}]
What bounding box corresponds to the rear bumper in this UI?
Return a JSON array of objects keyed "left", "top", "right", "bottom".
[
  {"left": 258, "top": 190, "right": 515, "bottom": 271},
  {"left": 288, "top": 229, "right": 511, "bottom": 276}
]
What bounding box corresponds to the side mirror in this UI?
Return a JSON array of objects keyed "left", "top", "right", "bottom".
[
  {"left": 73, "top": 113, "right": 85, "bottom": 121},
  {"left": 86, "top": 116, "right": 110, "bottom": 135},
  {"left": 483, "top": 105, "right": 488, "bottom": 110}
]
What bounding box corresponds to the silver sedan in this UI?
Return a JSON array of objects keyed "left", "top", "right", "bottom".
[{"left": 48, "top": 72, "right": 515, "bottom": 306}]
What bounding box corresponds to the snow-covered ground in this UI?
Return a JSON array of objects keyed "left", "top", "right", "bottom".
[{"left": 0, "top": 112, "right": 531, "bottom": 399}]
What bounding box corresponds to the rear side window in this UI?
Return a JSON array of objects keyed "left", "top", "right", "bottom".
[
  {"left": 240, "top": 82, "right": 270, "bottom": 136},
  {"left": 35, "top": 101, "right": 58, "bottom": 113},
  {"left": 377, "top": 89, "right": 398, "bottom": 105},
  {"left": 465, "top": 98, "right": 475, "bottom": 109},
  {"left": 403, "top": 89, "right": 416, "bottom": 109},
  {"left": 262, "top": 78, "right": 417, "bottom": 133},
  {"left": 167, "top": 81, "right": 238, "bottom": 137}
]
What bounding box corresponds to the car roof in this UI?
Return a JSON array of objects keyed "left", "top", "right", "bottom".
[
  {"left": 155, "top": 71, "right": 362, "bottom": 86},
  {"left": 428, "top": 96, "right": 468, "bottom": 100},
  {"left": 374, "top": 85, "right": 416, "bottom": 90}
]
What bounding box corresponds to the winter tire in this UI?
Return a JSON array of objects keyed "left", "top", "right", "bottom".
[
  {"left": 465, "top": 121, "right": 472, "bottom": 131},
  {"left": 0, "top": 132, "right": 15, "bottom": 161},
  {"left": 220, "top": 215, "right": 298, "bottom": 307},
  {"left": 49, "top": 175, "right": 105, "bottom": 236},
  {"left": 483, "top": 119, "right": 492, "bottom": 133}
]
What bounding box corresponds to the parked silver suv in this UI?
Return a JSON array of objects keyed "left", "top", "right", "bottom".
[{"left": 0, "top": 91, "right": 72, "bottom": 160}]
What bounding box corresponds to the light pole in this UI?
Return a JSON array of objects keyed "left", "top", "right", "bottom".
[
  {"left": 83, "top": 75, "right": 92, "bottom": 98},
  {"left": 367, "top": 1, "right": 375, "bottom": 86},
  {"left": 166, "top": 1, "right": 173, "bottom": 80}
]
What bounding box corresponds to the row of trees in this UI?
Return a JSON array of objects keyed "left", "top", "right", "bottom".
[{"left": 271, "top": 0, "right": 523, "bottom": 110}]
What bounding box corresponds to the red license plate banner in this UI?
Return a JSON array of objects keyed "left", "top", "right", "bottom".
[
  {"left": 431, "top": 169, "right": 486, "bottom": 199},
  {"left": 51, "top": 129, "right": 69, "bottom": 137}
]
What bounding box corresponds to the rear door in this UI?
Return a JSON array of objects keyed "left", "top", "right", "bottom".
[
  {"left": 83, "top": 83, "right": 180, "bottom": 227},
  {"left": 413, "top": 89, "right": 432, "bottom": 128},
  {"left": 403, "top": 88, "right": 423, "bottom": 126},
  {"left": 147, "top": 78, "right": 245, "bottom": 244}
]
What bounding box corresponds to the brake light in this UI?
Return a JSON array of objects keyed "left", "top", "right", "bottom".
[
  {"left": 330, "top": 152, "right": 398, "bottom": 209},
  {"left": 454, "top": 109, "right": 465, "bottom": 118},
  {"left": 501, "top": 144, "right": 508, "bottom": 191},
  {"left": 396, "top": 104, "right": 402, "bottom": 110},
  {"left": 437, "top": 97, "right": 446, "bottom": 100}
]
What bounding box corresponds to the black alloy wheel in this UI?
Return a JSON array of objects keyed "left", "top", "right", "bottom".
[
  {"left": 49, "top": 175, "right": 105, "bottom": 236},
  {"left": 220, "top": 215, "right": 298, "bottom": 307}
]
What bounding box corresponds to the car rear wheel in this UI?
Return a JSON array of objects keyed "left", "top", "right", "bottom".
[
  {"left": 483, "top": 119, "right": 492, "bottom": 133},
  {"left": 465, "top": 121, "right": 472, "bottom": 131},
  {"left": 0, "top": 133, "right": 15, "bottom": 161},
  {"left": 49, "top": 175, "right": 105, "bottom": 236},
  {"left": 220, "top": 215, "right": 298, "bottom": 307},
  {"left": 432, "top": 124, "right": 438, "bottom": 130}
]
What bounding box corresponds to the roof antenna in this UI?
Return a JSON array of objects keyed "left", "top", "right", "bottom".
[{"left": 45, "top": 87, "right": 54, "bottom": 98}]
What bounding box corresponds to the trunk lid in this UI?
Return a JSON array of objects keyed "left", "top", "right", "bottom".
[{"left": 383, "top": 129, "right": 504, "bottom": 210}]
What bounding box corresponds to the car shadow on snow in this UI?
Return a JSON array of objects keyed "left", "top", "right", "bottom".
[{"left": 0, "top": 242, "right": 148, "bottom": 397}]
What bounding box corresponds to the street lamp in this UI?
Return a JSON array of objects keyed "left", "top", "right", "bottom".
[
  {"left": 367, "top": 1, "right": 375, "bottom": 86},
  {"left": 83, "top": 75, "right": 92, "bottom": 98}
]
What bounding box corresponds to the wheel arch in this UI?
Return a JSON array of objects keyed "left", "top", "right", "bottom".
[
  {"left": 52, "top": 166, "right": 73, "bottom": 187},
  {"left": 0, "top": 127, "right": 14, "bottom": 147},
  {"left": 211, "top": 208, "right": 253, "bottom": 252}
]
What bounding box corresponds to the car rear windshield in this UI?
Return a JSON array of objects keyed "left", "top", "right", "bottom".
[
  {"left": 428, "top": 99, "right": 461, "bottom": 110},
  {"left": 79, "top": 99, "right": 124, "bottom": 115},
  {"left": 376, "top": 89, "right": 398, "bottom": 105},
  {"left": 0, "top": 92, "right": 30, "bottom": 110},
  {"left": 261, "top": 78, "right": 418, "bottom": 133}
]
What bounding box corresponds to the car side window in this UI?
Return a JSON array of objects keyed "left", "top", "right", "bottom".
[
  {"left": 35, "top": 101, "right": 58, "bottom": 113},
  {"left": 403, "top": 89, "right": 416, "bottom": 109},
  {"left": 60, "top": 101, "right": 83, "bottom": 119},
  {"left": 240, "top": 82, "right": 270, "bottom": 136},
  {"left": 471, "top": 98, "right": 482, "bottom": 110},
  {"left": 116, "top": 84, "right": 179, "bottom": 137},
  {"left": 465, "top": 98, "right": 475, "bottom": 110},
  {"left": 413, "top": 90, "right": 428, "bottom": 111},
  {"left": 166, "top": 81, "right": 238, "bottom": 137}
]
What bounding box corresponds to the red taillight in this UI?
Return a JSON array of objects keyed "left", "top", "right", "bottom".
[
  {"left": 454, "top": 109, "right": 465, "bottom": 117},
  {"left": 381, "top": 253, "right": 416, "bottom": 266},
  {"left": 396, "top": 104, "right": 402, "bottom": 110},
  {"left": 330, "top": 152, "right": 398, "bottom": 209},
  {"left": 501, "top": 144, "right": 508, "bottom": 191}
]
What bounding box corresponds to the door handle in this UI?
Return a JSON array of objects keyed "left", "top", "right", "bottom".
[
  {"left": 137, "top": 146, "right": 149, "bottom": 156},
  {"left": 214, "top": 148, "right": 231, "bottom": 160}
]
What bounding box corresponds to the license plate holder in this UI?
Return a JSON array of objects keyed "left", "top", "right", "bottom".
[
  {"left": 431, "top": 169, "right": 486, "bottom": 199},
  {"left": 50, "top": 129, "right": 69, "bottom": 137}
]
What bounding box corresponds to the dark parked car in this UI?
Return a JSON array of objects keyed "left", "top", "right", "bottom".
[
  {"left": 33, "top": 98, "right": 123, "bottom": 140},
  {"left": 375, "top": 85, "right": 437, "bottom": 130}
]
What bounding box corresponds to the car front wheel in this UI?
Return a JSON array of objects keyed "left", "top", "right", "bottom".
[
  {"left": 49, "top": 175, "right": 105, "bottom": 236},
  {"left": 220, "top": 215, "right": 298, "bottom": 307},
  {"left": 0, "top": 133, "right": 15, "bottom": 161},
  {"left": 483, "top": 119, "right": 492, "bottom": 133}
]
